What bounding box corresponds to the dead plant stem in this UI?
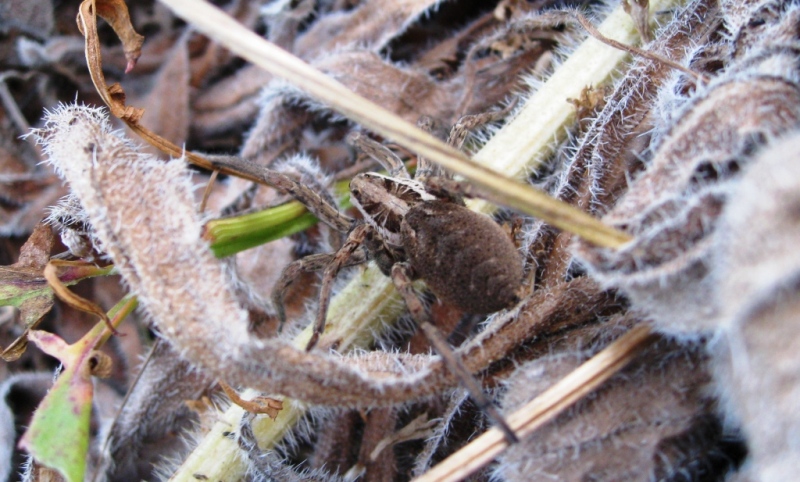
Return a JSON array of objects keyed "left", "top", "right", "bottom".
[{"left": 414, "top": 324, "right": 657, "bottom": 482}]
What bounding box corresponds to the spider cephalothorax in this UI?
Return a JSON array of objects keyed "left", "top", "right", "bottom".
[{"left": 349, "top": 173, "right": 437, "bottom": 246}]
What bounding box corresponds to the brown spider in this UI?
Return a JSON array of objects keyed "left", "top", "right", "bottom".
[{"left": 212, "top": 111, "right": 524, "bottom": 442}]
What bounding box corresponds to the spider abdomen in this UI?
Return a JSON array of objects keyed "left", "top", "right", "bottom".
[{"left": 402, "top": 201, "right": 523, "bottom": 314}]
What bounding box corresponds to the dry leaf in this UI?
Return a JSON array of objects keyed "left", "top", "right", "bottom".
[
  {"left": 0, "top": 222, "right": 54, "bottom": 361},
  {"left": 84, "top": 0, "right": 144, "bottom": 73},
  {"left": 134, "top": 34, "right": 191, "bottom": 151},
  {"left": 97, "top": 341, "right": 213, "bottom": 481},
  {"left": 711, "top": 132, "right": 800, "bottom": 481},
  {"left": 623, "top": 0, "right": 652, "bottom": 42},
  {"left": 498, "top": 327, "right": 727, "bottom": 481},
  {"left": 576, "top": 76, "right": 800, "bottom": 335},
  {"left": 294, "top": 0, "right": 442, "bottom": 58}
]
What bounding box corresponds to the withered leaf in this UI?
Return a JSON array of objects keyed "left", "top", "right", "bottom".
[
  {"left": 135, "top": 34, "right": 191, "bottom": 151},
  {"left": 294, "top": 0, "right": 443, "bottom": 58},
  {"left": 0, "top": 222, "right": 54, "bottom": 361},
  {"left": 575, "top": 76, "right": 800, "bottom": 335},
  {"left": 83, "top": 0, "right": 144, "bottom": 73},
  {"left": 498, "top": 320, "right": 724, "bottom": 481},
  {"left": 76, "top": 0, "right": 262, "bottom": 180},
  {"left": 14, "top": 221, "right": 52, "bottom": 268},
  {"left": 76, "top": 0, "right": 144, "bottom": 122},
  {"left": 712, "top": 133, "right": 800, "bottom": 481},
  {"left": 219, "top": 381, "right": 283, "bottom": 419},
  {"left": 1, "top": 228, "right": 115, "bottom": 361},
  {"left": 240, "top": 50, "right": 459, "bottom": 163},
  {"left": 622, "top": 0, "right": 652, "bottom": 42},
  {"left": 43, "top": 261, "right": 116, "bottom": 335}
]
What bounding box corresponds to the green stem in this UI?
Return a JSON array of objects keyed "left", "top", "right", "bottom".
[
  {"left": 92, "top": 294, "right": 139, "bottom": 348},
  {"left": 206, "top": 180, "right": 352, "bottom": 258}
]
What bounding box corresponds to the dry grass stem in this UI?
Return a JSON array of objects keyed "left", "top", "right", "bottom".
[
  {"left": 158, "top": 0, "right": 630, "bottom": 249},
  {"left": 414, "top": 323, "right": 657, "bottom": 482}
]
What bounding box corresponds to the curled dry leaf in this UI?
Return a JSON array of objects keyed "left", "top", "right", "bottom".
[
  {"left": 497, "top": 317, "right": 728, "bottom": 481},
  {"left": 31, "top": 104, "right": 449, "bottom": 407},
  {"left": 623, "top": 0, "right": 652, "bottom": 42},
  {"left": 43, "top": 260, "right": 117, "bottom": 335},
  {"left": 219, "top": 381, "right": 284, "bottom": 419},
  {"left": 97, "top": 340, "right": 214, "bottom": 482},
  {"left": 576, "top": 75, "right": 800, "bottom": 335},
  {"left": 79, "top": 0, "right": 144, "bottom": 73},
  {"left": 711, "top": 133, "right": 800, "bottom": 481},
  {"left": 75, "top": 0, "right": 217, "bottom": 175}
]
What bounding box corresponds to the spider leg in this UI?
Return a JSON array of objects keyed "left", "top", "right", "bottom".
[
  {"left": 271, "top": 250, "right": 366, "bottom": 332},
  {"left": 347, "top": 132, "right": 411, "bottom": 179},
  {"left": 447, "top": 99, "right": 518, "bottom": 151},
  {"left": 417, "top": 100, "right": 517, "bottom": 193},
  {"left": 307, "top": 223, "right": 373, "bottom": 351},
  {"left": 209, "top": 154, "right": 353, "bottom": 233},
  {"left": 413, "top": 116, "right": 445, "bottom": 184},
  {"left": 422, "top": 175, "right": 517, "bottom": 212},
  {"left": 390, "top": 262, "right": 520, "bottom": 444}
]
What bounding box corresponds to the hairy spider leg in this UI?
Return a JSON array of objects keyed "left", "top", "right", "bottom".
[
  {"left": 390, "top": 262, "right": 520, "bottom": 444},
  {"left": 446, "top": 99, "right": 518, "bottom": 152},
  {"left": 414, "top": 116, "right": 443, "bottom": 184},
  {"left": 306, "top": 223, "right": 373, "bottom": 350},
  {"left": 346, "top": 131, "right": 411, "bottom": 179},
  {"left": 272, "top": 251, "right": 365, "bottom": 333},
  {"left": 273, "top": 253, "right": 333, "bottom": 332},
  {"left": 415, "top": 101, "right": 517, "bottom": 192},
  {"left": 210, "top": 154, "right": 353, "bottom": 232}
]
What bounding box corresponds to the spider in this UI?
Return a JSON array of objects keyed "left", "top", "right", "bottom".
[{"left": 212, "top": 109, "right": 525, "bottom": 443}]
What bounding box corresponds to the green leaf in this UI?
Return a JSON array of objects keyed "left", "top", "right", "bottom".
[
  {"left": 18, "top": 296, "right": 137, "bottom": 482},
  {"left": 19, "top": 331, "right": 92, "bottom": 482}
]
